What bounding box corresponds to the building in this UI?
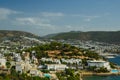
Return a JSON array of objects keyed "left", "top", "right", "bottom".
[
  {"left": 87, "top": 60, "right": 111, "bottom": 70},
  {"left": 30, "top": 68, "right": 42, "bottom": 76},
  {"left": 46, "top": 64, "right": 68, "bottom": 71},
  {"left": 13, "top": 53, "right": 22, "bottom": 62},
  {"left": 41, "top": 58, "right": 53, "bottom": 62},
  {"left": 61, "top": 58, "right": 82, "bottom": 65},
  {"left": 15, "top": 62, "right": 25, "bottom": 73},
  {"left": 0, "top": 58, "right": 6, "bottom": 69},
  {"left": 41, "top": 58, "right": 61, "bottom": 64}
]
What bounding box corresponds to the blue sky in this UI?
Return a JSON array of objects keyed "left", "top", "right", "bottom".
[{"left": 0, "top": 0, "right": 120, "bottom": 36}]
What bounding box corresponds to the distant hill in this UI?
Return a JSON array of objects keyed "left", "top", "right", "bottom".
[
  {"left": 0, "top": 30, "right": 40, "bottom": 40},
  {"left": 44, "top": 31, "right": 120, "bottom": 44}
]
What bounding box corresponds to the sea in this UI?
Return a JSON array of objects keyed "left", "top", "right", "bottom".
[{"left": 83, "top": 55, "right": 120, "bottom": 80}]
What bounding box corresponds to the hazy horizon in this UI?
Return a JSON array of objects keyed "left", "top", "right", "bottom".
[{"left": 0, "top": 0, "right": 120, "bottom": 36}]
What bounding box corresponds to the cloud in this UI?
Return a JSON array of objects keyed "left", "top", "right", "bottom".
[
  {"left": 0, "top": 8, "right": 110, "bottom": 36},
  {"left": 16, "top": 17, "right": 36, "bottom": 25},
  {"left": 71, "top": 14, "right": 100, "bottom": 22},
  {"left": 83, "top": 15, "right": 100, "bottom": 22},
  {"left": 41, "top": 12, "right": 64, "bottom": 17},
  {"left": 0, "top": 8, "right": 21, "bottom": 20},
  {"left": 15, "top": 17, "right": 55, "bottom": 29},
  {"left": 84, "top": 18, "right": 91, "bottom": 22},
  {"left": 66, "top": 25, "right": 72, "bottom": 29}
]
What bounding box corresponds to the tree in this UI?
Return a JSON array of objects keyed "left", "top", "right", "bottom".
[
  {"left": 65, "top": 69, "right": 74, "bottom": 76},
  {"left": 110, "top": 62, "right": 116, "bottom": 69},
  {"left": 95, "top": 67, "right": 109, "bottom": 73},
  {"left": 6, "top": 61, "right": 11, "bottom": 68}
]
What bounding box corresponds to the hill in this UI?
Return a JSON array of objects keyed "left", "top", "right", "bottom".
[
  {"left": 44, "top": 31, "right": 120, "bottom": 44},
  {"left": 25, "top": 41, "right": 101, "bottom": 59},
  {"left": 0, "top": 30, "right": 40, "bottom": 40}
]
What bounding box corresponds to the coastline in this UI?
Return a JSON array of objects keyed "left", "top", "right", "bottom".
[
  {"left": 82, "top": 55, "right": 120, "bottom": 80},
  {"left": 81, "top": 72, "right": 120, "bottom": 80},
  {"left": 82, "top": 72, "right": 120, "bottom": 76}
]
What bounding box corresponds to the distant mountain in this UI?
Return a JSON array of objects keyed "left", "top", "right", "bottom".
[
  {"left": 43, "top": 33, "right": 58, "bottom": 39},
  {"left": 44, "top": 31, "right": 120, "bottom": 44},
  {"left": 0, "top": 30, "right": 40, "bottom": 40}
]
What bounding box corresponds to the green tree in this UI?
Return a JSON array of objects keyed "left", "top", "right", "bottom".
[
  {"left": 6, "top": 61, "right": 11, "bottom": 68},
  {"left": 65, "top": 69, "right": 74, "bottom": 76}
]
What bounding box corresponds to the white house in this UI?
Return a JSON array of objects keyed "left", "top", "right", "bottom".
[
  {"left": 87, "top": 60, "right": 111, "bottom": 70},
  {"left": 30, "top": 68, "right": 41, "bottom": 76},
  {"left": 13, "top": 53, "right": 22, "bottom": 62},
  {"left": 41, "top": 58, "right": 53, "bottom": 62},
  {"left": 15, "top": 62, "right": 24, "bottom": 73},
  {"left": 0, "top": 58, "right": 6, "bottom": 69},
  {"left": 61, "top": 58, "right": 82, "bottom": 65},
  {"left": 46, "top": 64, "right": 68, "bottom": 70},
  {"left": 41, "top": 58, "right": 61, "bottom": 64}
]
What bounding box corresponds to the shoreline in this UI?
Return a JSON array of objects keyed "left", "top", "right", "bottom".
[
  {"left": 81, "top": 72, "right": 120, "bottom": 76},
  {"left": 81, "top": 72, "right": 120, "bottom": 80}
]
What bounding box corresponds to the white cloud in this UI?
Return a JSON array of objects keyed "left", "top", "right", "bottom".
[
  {"left": 15, "top": 17, "right": 55, "bottom": 29},
  {"left": 66, "top": 25, "right": 72, "bottom": 29},
  {"left": 84, "top": 18, "right": 91, "bottom": 22},
  {"left": 16, "top": 17, "right": 36, "bottom": 25},
  {"left": 41, "top": 12, "right": 64, "bottom": 17},
  {"left": 0, "top": 8, "right": 110, "bottom": 36},
  {"left": 0, "top": 8, "right": 21, "bottom": 20},
  {"left": 71, "top": 14, "right": 100, "bottom": 22},
  {"left": 83, "top": 16, "right": 100, "bottom": 22},
  {"left": 71, "top": 14, "right": 83, "bottom": 17}
]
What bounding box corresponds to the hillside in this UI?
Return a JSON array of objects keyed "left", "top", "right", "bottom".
[
  {"left": 44, "top": 31, "right": 120, "bottom": 44},
  {"left": 25, "top": 41, "right": 101, "bottom": 59},
  {"left": 0, "top": 30, "right": 40, "bottom": 40}
]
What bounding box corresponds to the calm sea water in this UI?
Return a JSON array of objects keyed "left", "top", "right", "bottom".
[{"left": 83, "top": 55, "right": 120, "bottom": 80}]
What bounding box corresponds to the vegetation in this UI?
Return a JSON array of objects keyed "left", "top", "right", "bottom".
[
  {"left": 88, "top": 66, "right": 109, "bottom": 73},
  {"left": 23, "top": 41, "right": 103, "bottom": 65},
  {"left": 24, "top": 41, "right": 83, "bottom": 59},
  {"left": 6, "top": 61, "right": 11, "bottom": 68},
  {"left": 0, "top": 74, "right": 49, "bottom": 80},
  {"left": 82, "top": 58, "right": 88, "bottom": 66},
  {"left": 41, "top": 70, "right": 50, "bottom": 73},
  {"left": 65, "top": 68, "right": 75, "bottom": 76},
  {"left": 110, "top": 62, "right": 117, "bottom": 69},
  {"left": 95, "top": 67, "right": 109, "bottom": 73},
  {"left": 56, "top": 69, "right": 80, "bottom": 80},
  {"left": 88, "top": 66, "right": 97, "bottom": 71},
  {"left": 0, "top": 66, "right": 50, "bottom": 80},
  {"left": 83, "top": 50, "right": 102, "bottom": 59}
]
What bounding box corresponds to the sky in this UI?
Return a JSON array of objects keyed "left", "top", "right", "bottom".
[{"left": 0, "top": 0, "right": 120, "bottom": 36}]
